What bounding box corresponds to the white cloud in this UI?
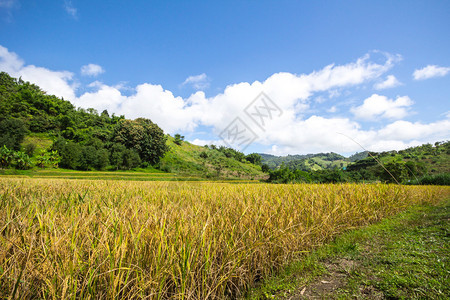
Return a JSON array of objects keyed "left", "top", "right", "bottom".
[
  {"left": 19, "top": 65, "right": 76, "bottom": 100},
  {"left": 0, "top": 45, "right": 76, "bottom": 100},
  {"left": 264, "top": 117, "right": 450, "bottom": 155},
  {"left": 64, "top": 0, "right": 77, "bottom": 18},
  {"left": 81, "top": 64, "right": 104, "bottom": 77},
  {"left": 413, "top": 65, "right": 450, "bottom": 80},
  {"left": 3, "top": 45, "right": 449, "bottom": 155},
  {"left": 0, "top": 45, "right": 23, "bottom": 73},
  {"left": 374, "top": 75, "right": 401, "bottom": 90},
  {"left": 351, "top": 94, "right": 413, "bottom": 121},
  {"left": 182, "top": 73, "right": 210, "bottom": 90},
  {"left": 190, "top": 138, "right": 226, "bottom": 147},
  {"left": 377, "top": 120, "right": 450, "bottom": 141}
]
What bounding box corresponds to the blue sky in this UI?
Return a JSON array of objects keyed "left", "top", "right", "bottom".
[{"left": 1, "top": 0, "right": 449, "bottom": 155}]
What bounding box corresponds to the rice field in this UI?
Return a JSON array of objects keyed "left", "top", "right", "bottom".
[{"left": 0, "top": 178, "right": 448, "bottom": 299}]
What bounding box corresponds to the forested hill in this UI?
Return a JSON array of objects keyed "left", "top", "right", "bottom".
[
  {"left": 260, "top": 152, "right": 369, "bottom": 171},
  {"left": 0, "top": 72, "right": 264, "bottom": 178},
  {"left": 265, "top": 142, "right": 449, "bottom": 184}
]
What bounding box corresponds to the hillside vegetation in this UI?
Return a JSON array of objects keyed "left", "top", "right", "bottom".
[
  {"left": 0, "top": 72, "right": 263, "bottom": 179},
  {"left": 160, "top": 136, "right": 264, "bottom": 179},
  {"left": 1, "top": 71, "right": 447, "bottom": 182},
  {"left": 265, "top": 142, "right": 449, "bottom": 184},
  {"left": 260, "top": 152, "right": 365, "bottom": 171}
]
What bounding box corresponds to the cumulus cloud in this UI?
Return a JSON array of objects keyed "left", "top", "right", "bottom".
[
  {"left": 374, "top": 75, "right": 401, "bottom": 90},
  {"left": 264, "top": 117, "right": 450, "bottom": 155},
  {"left": 413, "top": 65, "right": 450, "bottom": 80},
  {"left": 351, "top": 94, "right": 413, "bottom": 120},
  {"left": 0, "top": 45, "right": 23, "bottom": 72},
  {"left": 181, "top": 73, "right": 210, "bottom": 90},
  {"left": 0, "top": 45, "right": 76, "bottom": 100},
  {"left": 2, "top": 45, "right": 449, "bottom": 155},
  {"left": 81, "top": 63, "right": 104, "bottom": 76}
]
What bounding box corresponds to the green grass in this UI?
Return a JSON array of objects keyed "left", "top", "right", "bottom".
[
  {"left": 159, "top": 135, "right": 265, "bottom": 179},
  {"left": 245, "top": 198, "right": 450, "bottom": 299},
  {"left": 21, "top": 134, "right": 53, "bottom": 153}
]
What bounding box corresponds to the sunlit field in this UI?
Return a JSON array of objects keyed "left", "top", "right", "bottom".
[{"left": 0, "top": 178, "right": 448, "bottom": 299}]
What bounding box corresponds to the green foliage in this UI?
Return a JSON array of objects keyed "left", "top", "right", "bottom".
[
  {"left": 0, "top": 118, "right": 27, "bottom": 150},
  {"left": 13, "top": 151, "right": 32, "bottom": 170},
  {"left": 212, "top": 145, "right": 245, "bottom": 162},
  {"left": 173, "top": 133, "right": 184, "bottom": 145},
  {"left": 0, "top": 146, "right": 33, "bottom": 170},
  {"left": 113, "top": 118, "right": 168, "bottom": 165},
  {"left": 348, "top": 151, "right": 369, "bottom": 162},
  {"left": 407, "top": 173, "right": 450, "bottom": 186},
  {"left": 78, "top": 146, "right": 98, "bottom": 171},
  {"left": 57, "top": 141, "right": 82, "bottom": 169},
  {"left": 23, "top": 142, "right": 36, "bottom": 156},
  {"left": 122, "top": 149, "right": 142, "bottom": 170},
  {"left": 0, "top": 72, "right": 171, "bottom": 171},
  {"left": 35, "top": 149, "right": 61, "bottom": 168},
  {"left": 0, "top": 145, "right": 14, "bottom": 168},
  {"left": 95, "top": 148, "right": 110, "bottom": 170},
  {"left": 158, "top": 136, "right": 264, "bottom": 179},
  {"left": 261, "top": 152, "right": 348, "bottom": 171},
  {"left": 245, "top": 153, "right": 262, "bottom": 165},
  {"left": 109, "top": 143, "right": 141, "bottom": 170},
  {"left": 266, "top": 141, "right": 449, "bottom": 184}
]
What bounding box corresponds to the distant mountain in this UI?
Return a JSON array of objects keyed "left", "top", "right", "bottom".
[
  {"left": 259, "top": 152, "right": 361, "bottom": 171},
  {"left": 265, "top": 142, "right": 449, "bottom": 184}
]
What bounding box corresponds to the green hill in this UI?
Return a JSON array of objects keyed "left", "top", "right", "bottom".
[
  {"left": 0, "top": 72, "right": 264, "bottom": 179},
  {"left": 346, "top": 142, "right": 450, "bottom": 183},
  {"left": 260, "top": 152, "right": 359, "bottom": 171},
  {"left": 265, "top": 142, "right": 449, "bottom": 184},
  {"left": 159, "top": 136, "right": 264, "bottom": 179}
]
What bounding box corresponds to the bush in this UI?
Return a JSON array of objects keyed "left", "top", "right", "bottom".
[
  {"left": 0, "top": 118, "right": 28, "bottom": 150},
  {"left": 13, "top": 151, "right": 32, "bottom": 170},
  {"left": 408, "top": 173, "right": 450, "bottom": 186}
]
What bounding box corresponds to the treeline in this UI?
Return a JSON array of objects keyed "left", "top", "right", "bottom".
[
  {"left": 266, "top": 141, "right": 450, "bottom": 185},
  {"left": 260, "top": 151, "right": 366, "bottom": 171},
  {"left": 204, "top": 144, "right": 262, "bottom": 165},
  {"left": 0, "top": 72, "right": 167, "bottom": 170}
]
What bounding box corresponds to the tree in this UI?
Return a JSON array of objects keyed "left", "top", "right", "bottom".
[
  {"left": 13, "top": 151, "right": 32, "bottom": 170},
  {"left": 78, "top": 146, "right": 97, "bottom": 170},
  {"left": 110, "top": 143, "right": 127, "bottom": 170},
  {"left": 113, "top": 118, "right": 168, "bottom": 165},
  {"left": 122, "top": 149, "right": 141, "bottom": 170},
  {"left": 0, "top": 145, "right": 14, "bottom": 168},
  {"left": 174, "top": 133, "right": 184, "bottom": 145},
  {"left": 245, "top": 153, "right": 262, "bottom": 165},
  {"left": 57, "top": 141, "right": 82, "bottom": 169},
  {"left": 95, "top": 148, "right": 110, "bottom": 170},
  {"left": 0, "top": 118, "right": 27, "bottom": 150}
]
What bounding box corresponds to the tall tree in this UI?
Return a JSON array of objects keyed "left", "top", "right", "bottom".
[{"left": 113, "top": 118, "right": 168, "bottom": 165}]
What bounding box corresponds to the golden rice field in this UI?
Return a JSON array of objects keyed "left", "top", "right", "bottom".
[{"left": 0, "top": 178, "right": 448, "bottom": 299}]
